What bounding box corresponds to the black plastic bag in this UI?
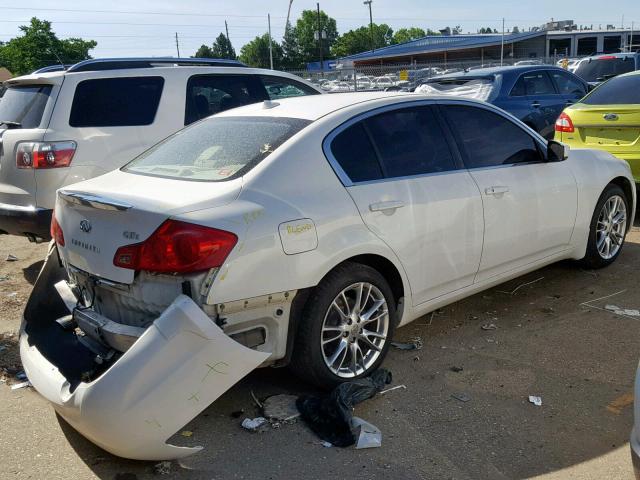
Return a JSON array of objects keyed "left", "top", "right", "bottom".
[{"left": 296, "top": 369, "right": 392, "bottom": 447}]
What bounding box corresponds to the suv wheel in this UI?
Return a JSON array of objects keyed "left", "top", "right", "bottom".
[{"left": 291, "top": 262, "right": 396, "bottom": 389}]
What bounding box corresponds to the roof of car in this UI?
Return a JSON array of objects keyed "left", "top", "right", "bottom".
[{"left": 431, "top": 64, "right": 566, "bottom": 80}]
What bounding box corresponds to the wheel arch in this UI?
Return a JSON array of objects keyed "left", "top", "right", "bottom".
[{"left": 609, "top": 176, "right": 635, "bottom": 229}]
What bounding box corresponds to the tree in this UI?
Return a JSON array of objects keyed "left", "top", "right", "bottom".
[
  {"left": 331, "top": 23, "right": 393, "bottom": 58},
  {"left": 0, "top": 18, "right": 96, "bottom": 75},
  {"left": 238, "top": 33, "right": 283, "bottom": 69},
  {"left": 282, "top": 21, "right": 302, "bottom": 69},
  {"left": 211, "top": 33, "right": 236, "bottom": 59},
  {"left": 294, "top": 10, "right": 338, "bottom": 64},
  {"left": 392, "top": 27, "right": 426, "bottom": 45},
  {"left": 194, "top": 44, "right": 214, "bottom": 58}
]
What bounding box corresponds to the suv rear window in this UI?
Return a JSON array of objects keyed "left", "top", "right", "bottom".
[
  {"left": 574, "top": 57, "right": 636, "bottom": 82},
  {"left": 69, "top": 77, "right": 164, "bottom": 127},
  {"left": 583, "top": 75, "right": 640, "bottom": 104},
  {"left": 123, "top": 116, "right": 310, "bottom": 181},
  {"left": 0, "top": 85, "right": 52, "bottom": 129}
]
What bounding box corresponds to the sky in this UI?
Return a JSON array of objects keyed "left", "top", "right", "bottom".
[{"left": 0, "top": 1, "right": 639, "bottom": 58}]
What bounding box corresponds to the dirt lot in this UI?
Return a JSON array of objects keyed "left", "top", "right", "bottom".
[{"left": 1, "top": 220, "right": 640, "bottom": 480}]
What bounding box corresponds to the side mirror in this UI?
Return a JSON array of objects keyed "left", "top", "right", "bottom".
[{"left": 547, "top": 140, "right": 568, "bottom": 162}]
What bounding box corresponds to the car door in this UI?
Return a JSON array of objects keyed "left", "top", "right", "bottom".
[
  {"left": 511, "top": 70, "right": 561, "bottom": 138},
  {"left": 440, "top": 102, "right": 578, "bottom": 283},
  {"left": 548, "top": 69, "right": 588, "bottom": 109},
  {"left": 324, "top": 103, "right": 484, "bottom": 305}
]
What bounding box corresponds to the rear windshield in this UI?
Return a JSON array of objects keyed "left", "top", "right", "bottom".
[
  {"left": 415, "top": 78, "right": 495, "bottom": 101},
  {"left": 0, "top": 85, "right": 52, "bottom": 129},
  {"left": 574, "top": 57, "right": 635, "bottom": 82},
  {"left": 582, "top": 75, "right": 640, "bottom": 105},
  {"left": 123, "top": 116, "right": 310, "bottom": 181}
]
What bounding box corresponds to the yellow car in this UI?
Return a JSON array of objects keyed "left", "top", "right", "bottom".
[{"left": 554, "top": 70, "right": 640, "bottom": 182}]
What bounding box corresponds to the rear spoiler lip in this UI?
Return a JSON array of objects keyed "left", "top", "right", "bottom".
[{"left": 58, "top": 191, "right": 133, "bottom": 211}]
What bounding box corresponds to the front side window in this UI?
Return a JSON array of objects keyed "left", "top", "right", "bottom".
[
  {"left": 185, "top": 75, "right": 266, "bottom": 125},
  {"left": 70, "top": 77, "right": 164, "bottom": 127},
  {"left": 510, "top": 71, "right": 556, "bottom": 96},
  {"left": 124, "top": 116, "right": 309, "bottom": 182},
  {"left": 550, "top": 71, "right": 587, "bottom": 96},
  {"left": 444, "top": 105, "right": 542, "bottom": 168},
  {"left": 0, "top": 84, "right": 52, "bottom": 129},
  {"left": 261, "top": 76, "right": 319, "bottom": 100}
]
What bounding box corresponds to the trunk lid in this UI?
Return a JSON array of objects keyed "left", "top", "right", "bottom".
[
  {"left": 55, "top": 169, "right": 242, "bottom": 284},
  {"left": 569, "top": 104, "right": 640, "bottom": 152}
]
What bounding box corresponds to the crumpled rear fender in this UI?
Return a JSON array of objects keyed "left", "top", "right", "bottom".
[{"left": 20, "top": 246, "right": 270, "bottom": 460}]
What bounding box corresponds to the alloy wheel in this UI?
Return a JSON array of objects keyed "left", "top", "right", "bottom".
[{"left": 596, "top": 194, "right": 627, "bottom": 260}]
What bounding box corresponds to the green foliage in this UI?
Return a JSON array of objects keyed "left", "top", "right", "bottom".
[
  {"left": 238, "top": 33, "right": 283, "bottom": 69},
  {"left": 194, "top": 44, "right": 214, "bottom": 58},
  {"left": 392, "top": 27, "right": 426, "bottom": 45},
  {"left": 0, "top": 18, "right": 96, "bottom": 75},
  {"left": 282, "top": 22, "right": 303, "bottom": 69},
  {"left": 331, "top": 23, "right": 393, "bottom": 58},
  {"left": 194, "top": 33, "right": 236, "bottom": 59},
  {"left": 294, "top": 10, "right": 338, "bottom": 64}
]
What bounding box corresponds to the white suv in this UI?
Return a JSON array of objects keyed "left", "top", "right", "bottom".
[{"left": 0, "top": 58, "right": 322, "bottom": 241}]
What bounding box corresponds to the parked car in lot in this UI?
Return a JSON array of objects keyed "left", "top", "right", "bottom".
[
  {"left": 415, "top": 65, "right": 590, "bottom": 138},
  {"left": 573, "top": 52, "right": 640, "bottom": 86},
  {"left": 555, "top": 70, "right": 640, "bottom": 182},
  {"left": 21, "top": 92, "right": 635, "bottom": 460},
  {"left": 0, "top": 57, "right": 322, "bottom": 241}
]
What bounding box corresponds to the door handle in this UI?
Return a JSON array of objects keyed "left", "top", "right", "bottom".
[
  {"left": 531, "top": 101, "right": 541, "bottom": 108},
  {"left": 369, "top": 200, "right": 405, "bottom": 212},
  {"left": 484, "top": 186, "right": 509, "bottom": 196}
]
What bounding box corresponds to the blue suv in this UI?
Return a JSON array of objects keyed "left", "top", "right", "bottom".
[{"left": 416, "top": 65, "right": 590, "bottom": 139}]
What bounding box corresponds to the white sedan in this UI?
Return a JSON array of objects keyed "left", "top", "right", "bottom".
[{"left": 21, "top": 92, "right": 635, "bottom": 460}]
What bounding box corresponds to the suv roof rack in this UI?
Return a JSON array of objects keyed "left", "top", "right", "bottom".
[
  {"left": 66, "top": 57, "right": 246, "bottom": 73},
  {"left": 32, "top": 64, "right": 73, "bottom": 74}
]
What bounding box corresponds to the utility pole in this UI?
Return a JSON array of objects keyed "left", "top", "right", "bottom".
[
  {"left": 225, "top": 20, "right": 230, "bottom": 41},
  {"left": 175, "top": 32, "right": 180, "bottom": 57},
  {"left": 500, "top": 18, "right": 505, "bottom": 66},
  {"left": 268, "top": 14, "right": 274, "bottom": 69},
  {"left": 316, "top": 3, "right": 324, "bottom": 71},
  {"left": 285, "top": 0, "right": 294, "bottom": 31},
  {"left": 631, "top": 21, "right": 635, "bottom": 53},
  {"left": 364, "top": 0, "right": 374, "bottom": 52}
]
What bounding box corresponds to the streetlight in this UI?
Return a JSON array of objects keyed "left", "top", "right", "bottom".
[{"left": 363, "top": 0, "right": 374, "bottom": 52}]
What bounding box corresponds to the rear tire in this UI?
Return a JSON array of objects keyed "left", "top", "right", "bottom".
[
  {"left": 290, "top": 262, "right": 396, "bottom": 389},
  {"left": 581, "top": 184, "right": 629, "bottom": 269}
]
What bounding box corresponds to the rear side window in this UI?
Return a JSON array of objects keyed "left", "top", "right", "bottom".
[
  {"left": 70, "top": 77, "right": 164, "bottom": 127},
  {"left": 330, "top": 123, "right": 383, "bottom": 182},
  {"left": 510, "top": 72, "right": 556, "bottom": 96},
  {"left": 550, "top": 71, "right": 587, "bottom": 96},
  {"left": 123, "top": 116, "right": 309, "bottom": 182},
  {"left": 185, "top": 74, "right": 266, "bottom": 125},
  {"left": 365, "top": 107, "right": 456, "bottom": 178},
  {"left": 444, "top": 105, "right": 542, "bottom": 168},
  {"left": 574, "top": 57, "right": 635, "bottom": 82},
  {"left": 261, "top": 75, "right": 319, "bottom": 100},
  {"left": 583, "top": 75, "right": 640, "bottom": 104},
  {"left": 0, "top": 85, "right": 52, "bottom": 129}
]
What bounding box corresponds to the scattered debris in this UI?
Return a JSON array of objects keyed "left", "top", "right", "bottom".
[
  {"left": 352, "top": 416, "right": 382, "bottom": 449},
  {"left": 0, "top": 275, "right": 9, "bottom": 282},
  {"left": 481, "top": 323, "right": 497, "bottom": 331},
  {"left": 5, "top": 254, "right": 18, "bottom": 262},
  {"left": 497, "top": 276, "right": 544, "bottom": 295},
  {"left": 297, "top": 368, "right": 391, "bottom": 447},
  {"left": 6, "top": 292, "right": 17, "bottom": 298},
  {"left": 390, "top": 337, "right": 423, "bottom": 350},
  {"left": 263, "top": 394, "right": 300, "bottom": 422},
  {"left": 180, "top": 430, "right": 193, "bottom": 437},
  {"left": 450, "top": 366, "right": 464, "bottom": 373},
  {"left": 528, "top": 395, "right": 543, "bottom": 407},
  {"left": 380, "top": 384, "right": 406, "bottom": 395},
  {"left": 605, "top": 305, "right": 640, "bottom": 317},
  {"left": 15, "top": 371, "right": 27, "bottom": 380},
  {"left": 0, "top": 345, "right": 6, "bottom": 353},
  {"left": 154, "top": 461, "right": 172, "bottom": 475},
  {"left": 321, "top": 441, "right": 333, "bottom": 448},
  {"left": 241, "top": 417, "right": 268, "bottom": 432},
  {"left": 451, "top": 392, "right": 471, "bottom": 403},
  {"left": 11, "top": 381, "right": 31, "bottom": 390},
  {"left": 250, "top": 389, "right": 263, "bottom": 408},
  {"left": 606, "top": 392, "right": 634, "bottom": 415}
]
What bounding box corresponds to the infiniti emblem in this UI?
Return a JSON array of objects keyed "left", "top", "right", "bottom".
[
  {"left": 79, "top": 219, "right": 92, "bottom": 233},
  {"left": 603, "top": 113, "right": 619, "bottom": 121}
]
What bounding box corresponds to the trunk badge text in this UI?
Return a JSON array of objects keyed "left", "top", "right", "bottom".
[
  {"left": 79, "top": 219, "right": 92, "bottom": 233},
  {"left": 603, "top": 113, "right": 619, "bottom": 121},
  {"left": 123, "top": 231, "right": 140, "bottom": 241}
]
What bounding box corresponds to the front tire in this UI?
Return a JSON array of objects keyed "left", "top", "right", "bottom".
[
  {"left": 581, "top": 184, "right": 629, "bottom": 269},
  {"left": 290, "top": 262, "right": 396, "bottom": 389}
]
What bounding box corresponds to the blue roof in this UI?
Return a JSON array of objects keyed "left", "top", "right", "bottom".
[{"left": 340, "top": 31, "right": 546, "bottom": 61}]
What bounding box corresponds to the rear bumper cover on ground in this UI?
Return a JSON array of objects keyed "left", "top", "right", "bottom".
[
  {"left": 20, "top": 247, "right": 270, "bottom": 460},
  {"left": 0, "top": 203, "right": 52, "bottom": 238}
]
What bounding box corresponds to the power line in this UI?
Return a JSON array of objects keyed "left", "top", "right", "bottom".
[{"left": 0, "top": 19, "right": 284, "bottom": 29}]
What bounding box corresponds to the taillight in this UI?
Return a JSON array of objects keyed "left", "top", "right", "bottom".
[
  {"left": 555, "top": 112, "right": 575, "bottom": 133},
  {"left": 50, "top": 212, "right": 65, "bottom": 246},
  {"left": 16, "top": 141, "right": 76, "bottom": 169},
  {"left": 113, "top": 220, "right": 237, "bottom": 274}
]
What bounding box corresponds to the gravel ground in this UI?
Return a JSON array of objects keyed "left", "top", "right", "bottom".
[{"left": 1, "top": 218, "right": 639, "bottom": 480}]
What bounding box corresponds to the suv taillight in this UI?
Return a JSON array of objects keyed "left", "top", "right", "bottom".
[
  {"left": 555, "top": 112, "right": 575, "bottom": 133},
  {"left": 113, "top": 220, "right": 237, "bottom": 274},
  {"left": 16, "top": 141, "right": 76, "bottom": 169},
  {"left": 50, "top": 212, "right": 65, "bottom": 246}
]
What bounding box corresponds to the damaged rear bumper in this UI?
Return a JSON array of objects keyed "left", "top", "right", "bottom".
[{"left": 20, "top": 247, "right": 269, "bottom": 460}]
